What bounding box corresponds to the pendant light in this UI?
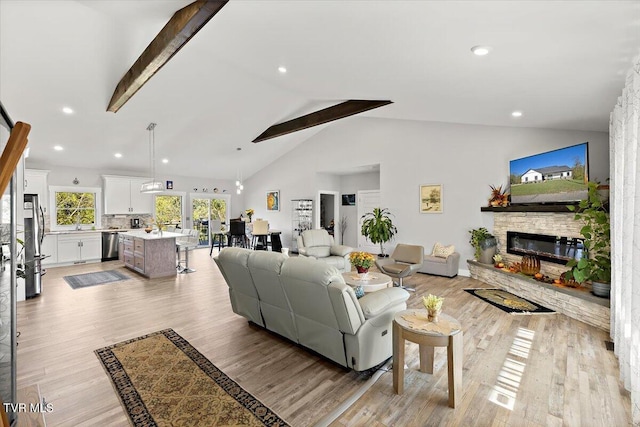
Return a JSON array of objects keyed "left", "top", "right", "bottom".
[
  {"left": 236, "top": 169, "right": 244, "bottom": 195},
  {"left": 140, "top": 122, "right": 165, "bottom": 193}
]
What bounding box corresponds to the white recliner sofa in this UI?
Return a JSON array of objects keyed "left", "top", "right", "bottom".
[
  {"left": 296, "top": 229, "right": 353, "bottom": 272},
  {"left": 214, "top": 247, "right": 410, "bottom": 371}
]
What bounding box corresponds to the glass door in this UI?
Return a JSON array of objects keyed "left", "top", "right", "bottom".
[{"left": 191, "top": 196, "right": 229, "bottom": 247}]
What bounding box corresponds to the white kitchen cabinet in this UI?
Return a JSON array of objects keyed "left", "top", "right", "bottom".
[
  {"left": 57, "top": 233, "right": 101, "bottom": 264},
  {"left": 41, "top": 233, "right": 57, "bottom": 266},
  {"left": 24, "top": 169, "right": 49, "bottom": 213},
  {"left": 103, "top": 176, "right": 153, "bottom": 214}
]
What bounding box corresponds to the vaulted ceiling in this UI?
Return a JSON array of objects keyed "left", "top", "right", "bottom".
[{"left": 1, "top": 1, "right": 638, "bottom": 180}]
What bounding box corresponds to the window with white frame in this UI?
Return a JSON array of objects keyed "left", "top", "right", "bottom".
[{"left": 50, "top": 186, "right": 101, "bottom": 230}]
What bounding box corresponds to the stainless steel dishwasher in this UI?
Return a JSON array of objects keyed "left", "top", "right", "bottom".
[{"left": 102, "top": 231, "right": 119, "bottom": 261}]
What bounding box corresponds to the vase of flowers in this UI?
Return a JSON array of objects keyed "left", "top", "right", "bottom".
[
  {"left": 422, "top": 294, "right": 444, "bottom": 323},
  {"left": 245, "top": 208, "right": 254, "bottom": 222},
  {"left": 349, "top": 251, "right": 375, "bottom": 276}
]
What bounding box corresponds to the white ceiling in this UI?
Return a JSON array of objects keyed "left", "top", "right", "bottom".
[{"left": 1, "top": 1, "right": 638, "bottom": 181}]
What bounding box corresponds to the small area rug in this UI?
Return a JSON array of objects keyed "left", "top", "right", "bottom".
[
  {"left": 95, "top": 328, "right": 290, "bottom": 427},
  {"left": 465, "top": 288, "right": 556, "bottom": 314},
  {"left": 63, "top": 269, "right": 130, "bottom": 289}
]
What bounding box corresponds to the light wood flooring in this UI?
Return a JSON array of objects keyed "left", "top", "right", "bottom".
[{"left": 15, "top": 249, "right": 631, "bottom": 426}]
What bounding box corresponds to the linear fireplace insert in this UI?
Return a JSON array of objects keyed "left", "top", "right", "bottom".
[{"left": 506, "top": 231, "right": 585, "bottom": 265}]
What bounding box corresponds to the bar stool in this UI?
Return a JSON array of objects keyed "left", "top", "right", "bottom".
[{"left": 176, "top": 229, "right": 199, "bottom": 273}]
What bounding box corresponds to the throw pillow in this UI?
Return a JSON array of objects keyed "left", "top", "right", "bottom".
[{"left": 432, "top": 242, "right": 455, "bottom": 258}]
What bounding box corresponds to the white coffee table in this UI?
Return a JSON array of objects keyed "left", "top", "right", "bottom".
[{"left": 342, "top": 271, "right": 393, "bottom": 293}]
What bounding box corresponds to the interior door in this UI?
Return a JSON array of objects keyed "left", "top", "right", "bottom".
[{"left": 357, "top": 190, "right": 381, "bottom": 254}]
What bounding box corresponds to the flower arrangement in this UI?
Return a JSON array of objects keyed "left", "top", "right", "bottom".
[
  {"left": 488, "top": 184, "right": 509, "bottom": 207},
  {"left": 422, "top": 294, "right": 444, "bottom": 322},
  {"left": 245, "top": 208, "right": 254, "bottom": 221},
  {"left": 422, "top": 294, "right": 444, "bottom": 311},
  {"left": 349, "top": 251, "right": 375, "bottom": 270}
]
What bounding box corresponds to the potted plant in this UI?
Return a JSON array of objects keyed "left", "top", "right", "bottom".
[
  {"left": 566, "top": 182, "right": 611, "bottom": 297},
  {"left": 360, "top": 207, "right": 397, "bottom": 257},
  {"left": 349, "top": 251, "right": 375, "bottom": 274},
  {"left": 469, "top": 227, "right": 497, "bottom": 264}
]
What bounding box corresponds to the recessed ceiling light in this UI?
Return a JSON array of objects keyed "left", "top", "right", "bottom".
[
  {"left": 471, "top": 46, "right": 492, "bottom": 56},
  {"left": 278, "top": 66, "right": 287, "bottom": 73},
  {"left": 511, "top": 111, "right": 523, "bottom": 117},
  {"left": 62, "top": 107, "right": 74, "bottom": 114},
  {"left": 162, "top": 158, "right": 169, "bottom": 164},
  {"left": 53, "top": 145, "right": 63, "bottom": 151},
  {"left": 114, "top": 153, "right": 122, "bottom": 158}
]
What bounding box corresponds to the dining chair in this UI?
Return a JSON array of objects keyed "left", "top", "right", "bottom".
[
  {"left": 251, "top": 220, "right": 269, "bottom": 250},
  {"left": 209, "top": 219, "right": 225, "bottom": 256}
]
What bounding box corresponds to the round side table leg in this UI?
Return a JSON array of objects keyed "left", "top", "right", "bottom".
[
  {"left": 393, "top": 320, "right": 404, "bottom": 394},
  {"left": 419, "top": 344, "right": 435, "bottom": 374},
  {"left": 447, "top": 331, "right": 463, "bottom": 408}
]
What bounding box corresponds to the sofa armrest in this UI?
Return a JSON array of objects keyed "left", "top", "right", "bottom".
[
  {"left": 358, "top": 288, "right": 410, "bottom": 319},
  {"left": 297, "top": 247, "right": 313, "bottom": 258},
  {"left": 331, "top": 245, "right": 353, "bottom": 257}
]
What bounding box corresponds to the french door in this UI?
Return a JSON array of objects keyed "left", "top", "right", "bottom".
[{"left": 191, "top": 194, "right": 230, "bottom": 247}]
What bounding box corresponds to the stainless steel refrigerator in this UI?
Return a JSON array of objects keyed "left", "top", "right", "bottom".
[{"left": 24, "top": 193, "right": 45, "bottom": 298}]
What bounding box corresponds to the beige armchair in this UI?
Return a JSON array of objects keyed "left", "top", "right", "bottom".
[
  {"left": 376, "top": 244, "right": 424, "bottom": 291},
  {"left": 296, "top": 229, "right": 353, "bottom": 272}
]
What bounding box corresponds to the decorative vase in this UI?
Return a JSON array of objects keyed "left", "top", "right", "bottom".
[
  {"left": 591, "top": 280, "right": 611, "bottom": 298},
  {"left": 478, "top": 237, "right": 497, "bottom": 264},
  {"left": 354, "top": 286, "right": 365, "bottom": 299},
  {"left": 427, "top": 308, "right": 441, "bottom": 323},
  {"left": 356, "top": 266, "right": 369, "bottom": 274}
]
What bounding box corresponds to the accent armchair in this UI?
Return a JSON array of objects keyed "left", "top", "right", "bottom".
[
  {"left": 375, "top": 244, "right": 424, "bottom": 291},
  {"left": 296, "top": 229, "right": 354, "bottom": 272}
]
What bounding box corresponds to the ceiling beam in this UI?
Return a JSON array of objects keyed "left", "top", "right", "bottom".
[
  {"left": 252, "top": 100, "right": 393, "bottom": 143},
  {"left": 107, "top": 0, "right": 228, "bottom": 113}
]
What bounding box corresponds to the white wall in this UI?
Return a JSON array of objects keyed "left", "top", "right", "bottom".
[{"left": 243, "top": 117, "right": 609, "bottom": 269}]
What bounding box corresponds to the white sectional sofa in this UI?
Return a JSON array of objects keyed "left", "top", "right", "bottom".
[{"left": 214, "top": 247, "right": 410, "bottom": 371}]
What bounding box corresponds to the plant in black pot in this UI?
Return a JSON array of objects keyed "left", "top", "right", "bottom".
[
  {"left": 566, "top": 182, "right": 611, "bottom": 297},
  {"left": 360, "top": 207, "right": 397, "bottom": 257},
  {"left": 469, "top": 227, "right": 497, "bottom": 264}
]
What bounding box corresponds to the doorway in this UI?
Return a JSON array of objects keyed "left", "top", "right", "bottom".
[
  {"left": 190, "top": 194, "right": 230, "bottom": 247},
  {"left": 357, "top": 190, "right": 381, "bottom": 253},
  {"left": 317, "top": 190, "right": 339, "bottom": 241}
]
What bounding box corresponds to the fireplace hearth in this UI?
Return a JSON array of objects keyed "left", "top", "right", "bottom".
[{"left": 506, "top": 231, "right": 584, "bottom": 265}]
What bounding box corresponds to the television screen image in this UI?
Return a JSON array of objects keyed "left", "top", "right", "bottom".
[{"left": 509, "top": 142, "right": 589, "bottom": 204}]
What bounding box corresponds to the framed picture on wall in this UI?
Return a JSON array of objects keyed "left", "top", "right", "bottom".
[
  {"left": 266, "top": 190, "right": 280, "bottom": 211},
  {"left": 341, "top": 194, "right": 356, "bottom": 206},
  {"left": 420, "top": 184, "right": 443, "bottom": 213}
]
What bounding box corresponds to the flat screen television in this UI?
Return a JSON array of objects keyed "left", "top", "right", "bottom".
[{"left": 509, "top": 142, "right": 589, "bottom": 204}]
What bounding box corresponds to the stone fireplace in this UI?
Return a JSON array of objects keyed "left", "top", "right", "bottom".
[{"left": 468, "top": 207, "right": 610, "bottom": 332}]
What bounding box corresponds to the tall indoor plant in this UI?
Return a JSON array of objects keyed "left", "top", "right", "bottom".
[
  {"left": 566, "top": 182, "right": 611, "bottom": 297},
  {"left": 361, "top": 207, "right": 397, "bottom": 257}
]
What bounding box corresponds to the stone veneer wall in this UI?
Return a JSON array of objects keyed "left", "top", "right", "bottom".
[
  {"left": 468, "top": 261, "right": 610, "bottom": 331},
  {"left": 492, "top": 211, "right": 583, "bottom": 277}
]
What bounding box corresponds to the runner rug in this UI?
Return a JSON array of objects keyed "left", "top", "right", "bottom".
[
  {"left": 63, "top": 269, "right": 130, "bottom": 289},
  {"left": 95, "top": 328, "right": 290, "bottom": 426},
  {"left": 464, "top": 288, "right": 556, "bottom": 315}
]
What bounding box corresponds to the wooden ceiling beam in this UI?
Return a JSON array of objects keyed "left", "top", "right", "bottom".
[
  {"left": 107, "top": 0, "right": 228, "bottom": 113},
  {"left": 252, "top": 100, "right": 393, "bottom": 143}
]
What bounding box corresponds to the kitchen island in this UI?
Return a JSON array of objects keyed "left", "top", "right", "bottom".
[{"left": 120, "top": 230, "right": 183, "bottom": 278}]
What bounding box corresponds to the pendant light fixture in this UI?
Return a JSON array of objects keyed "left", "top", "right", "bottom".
[
  {"left": 236, "top": 170, "right": 244, "bottom": 195},
  {"left": 140, "top": 122, "right": 165, "bottom": 193}
]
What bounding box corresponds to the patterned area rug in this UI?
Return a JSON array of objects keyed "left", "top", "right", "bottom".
[
  {"left": 465, "top": 288, "right": 556, "bottom": 314},
  {"left": 95, "top": 329, "right": 290, "bottom": 427},
  {"left": 63, "top": 269, "right": 130, "bottom": 289}
]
